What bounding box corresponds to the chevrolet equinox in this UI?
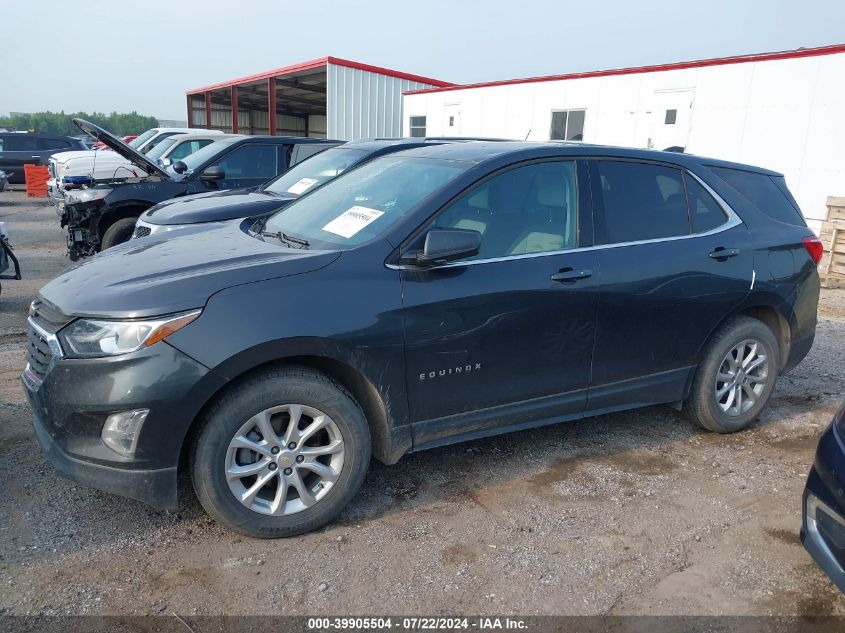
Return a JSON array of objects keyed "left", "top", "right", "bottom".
[{"left": 23, "top": 142, "right": 822, "bottom": 537}]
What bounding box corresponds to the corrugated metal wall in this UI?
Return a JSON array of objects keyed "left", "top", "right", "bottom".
[{"left": 327, "top": 64, "right": 441, "bottom": 140}]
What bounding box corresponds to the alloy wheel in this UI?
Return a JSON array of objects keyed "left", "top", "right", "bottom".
[
  {"left": 225, "top": 404, "right": 345, "bottom": 515},
  {"left": 714, "top": 339, "right": 770, "bottom": 417}
]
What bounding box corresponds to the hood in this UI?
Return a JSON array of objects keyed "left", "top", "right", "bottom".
[
  {"left": 50, "top": 149, "right": 106, "bottom": 165},
  {"left": 39, "top": 221, "right": 340, "bottom": 319},
  {"left": 144, "top": 190, "right": 295, "bottom": 225},
  {"left": 73, "top": 118, "right": 170, "bottom": 181}
]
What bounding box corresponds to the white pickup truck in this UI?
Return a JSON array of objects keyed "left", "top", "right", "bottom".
[{"left": 47, "top": 127, "right": 224, "bottom": 208}]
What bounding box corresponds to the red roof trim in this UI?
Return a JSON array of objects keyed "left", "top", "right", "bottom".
[
  {"left": 186, "top": 56, "right": 453, "bottom": 95},
  {"left": 326, "top": 56, "right": 454, "bottom": 87},
  {"left": 403, "top": 43, "right": 845, "bottom": 96}
]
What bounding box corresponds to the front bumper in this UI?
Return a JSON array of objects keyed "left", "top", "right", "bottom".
[
  {"left": 801, "top": 421, "right": 845, "bottom": 593},
  {"left": 22, "top": 339, "right": 225, "bottom": 510},
  {"left": 30, "top": 410, "right": 178, "bottom": 510}
]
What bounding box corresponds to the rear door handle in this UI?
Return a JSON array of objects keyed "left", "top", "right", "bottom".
[
  {"left": 550, "top": 268, "right": 592, "bottom": 282},
  {"left": 709, "top": 247, "right": 740, "bottom": 259}
]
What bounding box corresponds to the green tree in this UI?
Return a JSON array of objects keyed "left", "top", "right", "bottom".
[{"left": 0, "top": 111, "right": 161, "bottom": 137}]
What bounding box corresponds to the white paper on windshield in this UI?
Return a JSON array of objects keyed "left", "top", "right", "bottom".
[
  {"left": 322, "top": 206, "right": 384, "bottom": 239},
  {"left": 286, "top": 177, "right": 318, "bottom": 195}
]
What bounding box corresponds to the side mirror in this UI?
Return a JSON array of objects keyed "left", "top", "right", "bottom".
[
  {"left": 200, "top": 165, "right": 225, "bottom": 182},
  {"left": 158, "top": 157, "right": 172, "bottom": 167},
  {"left": 407, "top": 228, "right": 482, "bottom": 266},
  {"left": 172, "top": 160, "right": 188, "bottom": 174}
]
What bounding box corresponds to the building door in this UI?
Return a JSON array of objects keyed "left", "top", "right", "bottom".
[
  {"left": 649, "top": 90, "right": 694, "bottom": 151},
  {"left": 443, "top": 104, "right": 461, "bottom": 136}
]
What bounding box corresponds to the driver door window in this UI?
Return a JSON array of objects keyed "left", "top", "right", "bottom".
[
  {"left": 214, "top": 145, "right": 277, "bottom": 179},
  {"left": 431, "top": 160, "right": 578, "bottom": 260}
]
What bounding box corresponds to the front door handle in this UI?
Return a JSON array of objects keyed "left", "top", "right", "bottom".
[
  {"left": 709, "top": 247, "right": 740, "bottom": 259},
  {"left": 551, "top": 268, "right": 592, "bottom": 282}
]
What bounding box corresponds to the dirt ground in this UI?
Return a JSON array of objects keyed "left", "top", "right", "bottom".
[{"left": 1, "top": 187, "right": 844, "bottom": 617}]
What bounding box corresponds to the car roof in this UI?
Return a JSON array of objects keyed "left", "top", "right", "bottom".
[
  {"left": 225, "top": 136, "right": 341, "bottom": 144},
  {"left": 168, "top": 133, "right": 242, "bottom": 142},
  {"left": 394, "top": 141, "right": 782, "bottom": 176}
]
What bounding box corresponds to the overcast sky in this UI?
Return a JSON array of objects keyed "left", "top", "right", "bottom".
[{"left": 2, "top": 0, "right": 843, "bottom": 121}]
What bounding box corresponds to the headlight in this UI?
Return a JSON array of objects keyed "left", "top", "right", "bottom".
[
  {"left": 58, "top": 310, "right": 201, "bottom": 358},
  {"left": 65, "top": 187, "right": 112, "bottom": 205}
]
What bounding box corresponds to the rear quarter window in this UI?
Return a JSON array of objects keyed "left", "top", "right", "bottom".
[{"left": 709, "top": 167, "right": 805, "bottom": 226}]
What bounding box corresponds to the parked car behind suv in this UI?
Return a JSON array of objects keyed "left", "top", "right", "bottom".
[
  {"left": 0, "top": 132, "right": 88, "bottom": 183},
  {"left": 24, "top": 142, "right": 821, "bottom": 537},
  {"left": 61, "top": 119, "right": 340, "bottom": 258},
  {"left": 133, "top": 138, "right": 483, "bottom": 239}
]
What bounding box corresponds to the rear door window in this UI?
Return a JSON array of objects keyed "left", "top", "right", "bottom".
[
  {"left": 37, "top": 138, "right": 71, "bottom": 150},
  {"left": 595, "top": 160, "right": 689, "bottom": 244},
  {"left": 709, "top": 167, "right": 805, "bottom": 226},
  {"left": 291, "top": 143, "right": 331, "bottom": 165}
]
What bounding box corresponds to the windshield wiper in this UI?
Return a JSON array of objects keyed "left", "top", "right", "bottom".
[{"left": 259, "top": 229, "right": 309, "bottom": 249}]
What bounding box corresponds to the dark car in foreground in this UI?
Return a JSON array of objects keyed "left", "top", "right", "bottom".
[
  {"left": 61, "top": 119, "right": 339, "bottom": 258},
  {"left": 24, "top": 142, "right": 821, "bottom": 537},
  {"left": 0, "top": 132, "right": 88, "bottom": 183},
  {"left": 802, "top": 398, "right": 845, "bottom": 592},
  {"left": 132, "top": 138, "right": 481, "bottom": 239}
]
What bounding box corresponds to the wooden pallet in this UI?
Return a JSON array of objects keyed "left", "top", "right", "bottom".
[{"left": 819, "top": 196, "right": 845, "bottom": 289}]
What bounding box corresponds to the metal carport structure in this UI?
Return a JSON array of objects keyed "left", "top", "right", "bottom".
[{"left": 186, "top": 56, "right": 453, "bottom": 140}]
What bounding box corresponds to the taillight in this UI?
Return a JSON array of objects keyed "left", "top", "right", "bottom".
[{"left": 802, "top": 235, "right": 823, "bottom": 266}]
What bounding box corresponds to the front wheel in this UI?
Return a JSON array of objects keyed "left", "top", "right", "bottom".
[
  {"left": 688, "top": 316, "right": 779, "bottom": 433},
  {"left": 100, "top": 217, "right": 139, "bottom": 250},
  {"left": 191, "top": 366, "right": 371, "bottom": 538}
]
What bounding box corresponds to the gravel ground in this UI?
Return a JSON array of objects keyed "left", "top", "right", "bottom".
[{"left": 1, "top": 187, "right": 844, "bottom": 616}]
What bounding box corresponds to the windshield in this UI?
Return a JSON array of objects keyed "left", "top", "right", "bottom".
[
  {"left": 170, "top": 140, "right": 234, "bottom": 174},
  {"left": 262, "top": 156, "right": 469, "bottom": 248},
  {"left": 263, "top": 148, "right": 368, "bottom": 197},
  {"left": 129, "top": 129, "right": 157, "bottom": 149},
  {"left": 145, "top": 136, "right": 179, "bottom": 161}
]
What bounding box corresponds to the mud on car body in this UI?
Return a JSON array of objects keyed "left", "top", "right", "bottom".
[{"left": 25, "top": 141, "right": 821, "bottom": 538}]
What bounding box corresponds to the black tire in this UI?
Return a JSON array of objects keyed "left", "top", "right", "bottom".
[
  {"left": 191, "top": 366, "right": 371, "bottom": 538},
  {"left": 100, "top": 217, "right": 138, "bottom": 250},
  {"left": 688, "top": 316, "right": 780, "bottom": 433}
]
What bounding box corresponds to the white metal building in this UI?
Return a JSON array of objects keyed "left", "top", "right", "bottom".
[
  {"left": 186, "top": 56, "right": 452, "bottom": 142},
  {"left": 402, "top": 44, "right": 845, "bottom": 232}
]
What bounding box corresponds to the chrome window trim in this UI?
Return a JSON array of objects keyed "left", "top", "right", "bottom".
[
  {"left": 28, "top": 316, "right": 64, "bottom": 359},
  {"left": 388, "top": 168, "right": 742, "bottom": 271}
]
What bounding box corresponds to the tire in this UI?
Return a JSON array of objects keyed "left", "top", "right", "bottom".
[
  {"left": 100, "top": 217, "right": 138, "bottom": 250},
  {"left": 191, "top": 366, "right": 371, "bottom": 538},
  {"left": 688, "top": 316, "right": 780, "bottom": 433}
]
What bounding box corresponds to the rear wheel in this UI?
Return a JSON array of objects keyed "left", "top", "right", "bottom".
[
  {"left": 191, "top": 366, "right": 371, "bottom": 538},
  {"left": 688, "top": 316, "right": 779, "bottom": 433},
  {"left": 100, "top": 217, "right": 138, "bottom": 250}
]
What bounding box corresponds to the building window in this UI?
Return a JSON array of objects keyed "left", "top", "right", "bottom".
[
  {"left": 550, "top": 109, "right": 586, "bottom": 141},
  {"left": 665, "top": 109, "right": 677, "bottom": 124},
  {"left": 409, "top": 116, "right": 427, "bottom": 138}
]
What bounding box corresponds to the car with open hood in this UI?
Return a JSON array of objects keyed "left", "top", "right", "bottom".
[
  {"left": 132, "top": 137, "right": 491, "bottom": 239},
  {"left": 24, "top": 141, "right": 820, "bottom": 538},
  {"left": 61, "top": 119, "right": 340, "bottom": 259},
  {"left": 46, "top": 127, "right": 225, "bottom": 208}
]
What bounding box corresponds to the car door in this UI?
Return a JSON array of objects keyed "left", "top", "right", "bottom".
[
  {"left": 587, "top": 158, "right": 753, "bottom": 411},
  {"left": 200, "top": 143, "right": 279, "bottom": 191},
  {"left": 399, "top": 159, "right": 600, "bottom": 448}
]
